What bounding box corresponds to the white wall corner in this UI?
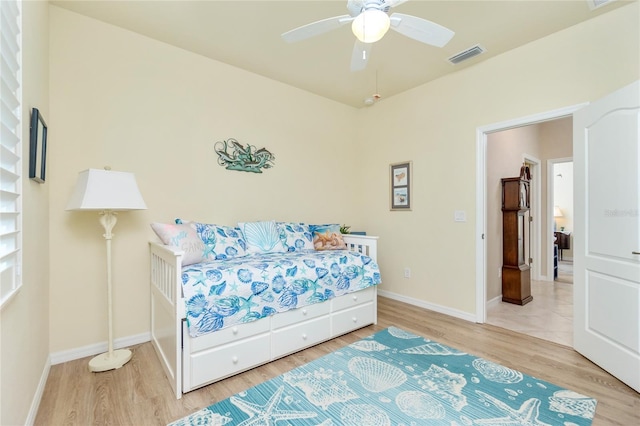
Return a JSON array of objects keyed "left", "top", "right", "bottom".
[
  {"left": 24, "top": 356, "right": 51, "bottom": 426},
  {"left": 50, "top": 332, "right": 151, "bottom": 365}
]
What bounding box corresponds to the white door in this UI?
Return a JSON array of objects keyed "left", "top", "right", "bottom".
[{"left": 573, "top": 80, "right": 640, "bottom": 392}]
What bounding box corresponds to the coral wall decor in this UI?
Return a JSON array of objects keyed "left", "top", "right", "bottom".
[{"left": 215, "top": 138, "right": 275, "bottom": 173}]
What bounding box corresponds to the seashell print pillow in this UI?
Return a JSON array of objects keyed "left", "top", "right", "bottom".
[
  {"left": 238, "top": 220, "right": 287, "bottom": 254},
  {"left": 151, "top": 222, "right": 206, "bottom": 266},
  {"left": 276, "top": 222, "right": 314, "bottom": 252},
  {"left": 175, "top": 219, "right": 248, "bottom": 261},
  {"left": 311, "top": 224, "right": 347, "bottom": 251}
]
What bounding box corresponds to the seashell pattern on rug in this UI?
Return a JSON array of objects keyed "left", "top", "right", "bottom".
[
  {"left": 349, "top": 340, "right": 390, "bottom": 352},
  {"left": 549, "top": 390, "right": 598, "bottom": 419},
  {"left": 283, "top": 368, "right": 358, "bottom": 410},
  {"left": 169, "top": 327, "right": 598, "bottom": 426},
  {"left": 340, "top": 403, "right": 391, "bottom": 426},
  {"left": 472, "top": 358, "right": 523, "bottom": 384},
  {"left": 400, "top": 342, "right": 467, "bottom": 356},
  {"left": 387, "top": 326, "right": 422, "bottom": 339},
  {"left": 348, "top": 356, "right": 407, "bottom": 393}
]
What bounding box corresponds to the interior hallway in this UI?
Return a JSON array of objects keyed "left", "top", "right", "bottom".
[{"left": 487, "top": 260, "right": 573, "bottom": 346}]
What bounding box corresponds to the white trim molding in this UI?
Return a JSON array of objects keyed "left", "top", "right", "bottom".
[
  {"left": 50, "top": 332, "right": 151, "bottom": 365},
  {"left": 475, "top": 103, "right": 588, "bottom": 323},
  {"left": 378, "top": 289, "right": 477, "bottom": 323}
]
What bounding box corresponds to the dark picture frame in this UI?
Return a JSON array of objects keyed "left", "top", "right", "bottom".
[
  {"left": 390, "top": 161, "right": 412, "bottom": 211},
  {"left": 29, "top": 107, "right": 47, "bottom": 183}
]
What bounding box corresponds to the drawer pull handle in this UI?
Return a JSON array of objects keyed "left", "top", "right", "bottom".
[
  {"left": 232, "top": 356, "right": 238, "bottom": 364},
  {"left": 302, "top": 333, "right": 307, "bottom": 340},
  {"left": 302, "top": 309, "right": 307, "bottom": 315},
  {"left": 633, "top": 251, "right": 640, "bottom": 255},
  {"left": 352, "top": 295, "right": 358, "bottom": 301},
  {"left": 352, "top": 317, "right": 358, "bottom": 323},
  {"left": 232, "top": 327, "right": 238, "bottom": 335}
]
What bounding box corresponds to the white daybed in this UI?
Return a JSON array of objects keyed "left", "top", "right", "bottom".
[{"left": 150, "top": 234, "right": 379, "bottom": 399}]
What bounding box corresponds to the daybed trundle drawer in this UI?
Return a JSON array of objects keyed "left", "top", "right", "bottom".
[
  {"left": 332, "top": 302, "right": 375, "bottom": 336},
  {"left": 271, "top": 302, "right": 329, "bottom": 329},
  {"left": 189, "top": 334, "right": 271, "bottom": 388},
  {"left": 272, "top": 316, "right": 331, "bottom": 358},
  {"left": 332, "top": 286, "right": 376, "bottom": 312},
  {"left": 189, "top": 317, "right": 270, "bottom": 352}
]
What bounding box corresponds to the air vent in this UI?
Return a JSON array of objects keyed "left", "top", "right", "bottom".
[{"left": 448, "top": 45, "right": 486, "bottom": 65}]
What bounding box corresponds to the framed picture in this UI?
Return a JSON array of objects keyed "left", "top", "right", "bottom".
[
  {"left": 29, "top": 108, "right": 47, "bottom": 183},
  {"left": 390, "top": 161, "right": 412, "bottom": 211}
]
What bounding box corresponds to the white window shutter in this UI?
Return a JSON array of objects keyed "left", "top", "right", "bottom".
[{"left": 0, "top": 0, "right": 22, "bottom": 308}]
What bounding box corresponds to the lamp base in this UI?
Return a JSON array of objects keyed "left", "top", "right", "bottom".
[{"left": 88, "top": 349, "right": 132, "bottom": 372}]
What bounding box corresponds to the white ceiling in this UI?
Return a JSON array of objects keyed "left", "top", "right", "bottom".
[{"left": 50, "top": 0, "right": 632, "bottom": 108}]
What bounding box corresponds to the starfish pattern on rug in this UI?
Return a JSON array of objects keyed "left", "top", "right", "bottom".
[
  {"left": 230, "top": 385, "right": 317, "bottom": 426},
  {"left": 473, "top": 390, "right": 552, "bottom": 426}
]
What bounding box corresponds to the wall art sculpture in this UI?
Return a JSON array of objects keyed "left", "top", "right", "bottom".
[{"left": 215, "top": 138, "right": 275, "bottom": 173}]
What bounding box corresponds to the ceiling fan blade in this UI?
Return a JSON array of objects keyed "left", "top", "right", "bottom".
[
  {"left": 282, "top": 15, "right": 354, "bottom": 43},
  {"left": 347, "top": 0, "right": 365, "bottom": 17},
  {"left": 390, "top": 13, "right": 455, "bottom": 47},
  {"left": 350, "top": 40, "right": 371, "bottom": 72},
  {"left": 384, "top": 0, "right": 409, "bottom": 8}
]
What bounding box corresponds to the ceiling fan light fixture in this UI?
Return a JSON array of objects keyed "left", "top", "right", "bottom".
[{"left": 352, "top": 9, "right": 390, "bottom": 43}]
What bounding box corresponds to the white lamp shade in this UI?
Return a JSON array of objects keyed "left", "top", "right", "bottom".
[
  {"left": 352, "top": 9, "right": 390, "bottom": 43},
  {"left": 553, "top": 206, "right": 563, "bottom": 217},
  {"left": 66, "top": 168, "right": 147, "bottom": 211}
]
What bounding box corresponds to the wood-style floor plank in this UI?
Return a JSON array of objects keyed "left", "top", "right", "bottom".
[{"left": 34, "top": 296, "right": 639, "bottom": 425}]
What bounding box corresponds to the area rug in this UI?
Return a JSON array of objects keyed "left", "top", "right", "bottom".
[{"left": 169, "top": 327, "right": 597, "bottom": 425}]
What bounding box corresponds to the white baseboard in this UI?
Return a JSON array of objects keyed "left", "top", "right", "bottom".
[
  {"left": 50, "top": 332, "right": 151, "bottom": 365},
  {"left": 377, "top": 289, "right": 477, "bottom": 323},
  {"left": 24, "top": 356, "right": 51, "bottom": 426},
  {"left": 487, "top": 294, "right": 502, "bottom": 310}
]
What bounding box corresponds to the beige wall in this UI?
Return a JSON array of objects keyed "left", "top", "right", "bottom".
[
  {"left": 541, "top": 118, "right": 574, "bottom": 264},
  {"left": 483, "top": 117, "right": 573, "bottom": 301},
  {"left": 356, "top": 2, "right": 639, "bottom": 314},
  {"left": 0, "top": 1, "right": 50, "bottom": 425},
  {"left": 48, "top": 6, "right": 361, "bottom": 353},
  {"left": 486, "top": 126, "right": 542, "bottom": 300},
  {"left": 4, "top": 2, "right": 638, "bottom": 423},
  {"left": 554, "top": 161, "right": 574, "bottom": 259}
]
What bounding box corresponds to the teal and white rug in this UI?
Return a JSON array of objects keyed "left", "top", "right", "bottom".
[{"left": 169, "top": 327, "right": 597, "bottom": 425}]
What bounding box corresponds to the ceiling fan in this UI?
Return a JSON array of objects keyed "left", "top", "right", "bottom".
[{"left": 281, "top": 0, "right": 455, "bottom": 72}]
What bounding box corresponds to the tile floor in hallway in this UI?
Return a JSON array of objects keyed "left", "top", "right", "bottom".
[{"left": 487, "top": 262, "right": 573, "bottom": 347}]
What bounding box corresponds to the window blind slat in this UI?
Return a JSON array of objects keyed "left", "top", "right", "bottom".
[{"left": 0, "top": 0, "right": 21, "bottom": 308}]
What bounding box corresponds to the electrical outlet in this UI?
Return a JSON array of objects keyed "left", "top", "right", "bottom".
[{"left": 404, "top": 267, "right": 411, "bottom": 278}]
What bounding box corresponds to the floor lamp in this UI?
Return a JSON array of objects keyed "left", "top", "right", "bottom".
[{"left": 66, "top": 168, "right": 147, "bottom": 372}]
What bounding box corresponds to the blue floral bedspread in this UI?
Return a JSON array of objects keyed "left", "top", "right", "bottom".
[{"left": 181, "top": 250, "right": 381, "bottom": 337}]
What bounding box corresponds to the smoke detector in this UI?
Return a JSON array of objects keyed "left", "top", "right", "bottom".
[{"left": 363, "top": 93, "right": 381, "bottom": 106}]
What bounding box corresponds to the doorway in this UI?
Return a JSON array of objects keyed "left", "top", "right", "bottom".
[
  {"left": 475, "top": 104, "right": 585, "bottom": 345},
  {"left": 550, "top": 159, "right": 574, "bottom": 285}
]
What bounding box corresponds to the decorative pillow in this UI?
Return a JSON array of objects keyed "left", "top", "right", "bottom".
[
  {"left": 312, "top": 224, "right": 347, "bottom": 251},
  {"left": 277, "top": 222, "right": 314, "bottom": 252},
  {"left": 238, "top": 220, "right": 286, "bottom": 254},
  {"left": 176, "top": 219, "right": 248, "bottom": 261},
  {"left": 150, "top": 223, "right": 206, "bottom": 266}
]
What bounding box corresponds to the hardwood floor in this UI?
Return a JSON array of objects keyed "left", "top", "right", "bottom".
[{"left": 35, "top": 296, "right": 639, "bottom": 425}]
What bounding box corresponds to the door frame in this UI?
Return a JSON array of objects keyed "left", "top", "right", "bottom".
[
  {"left": 523, "top": 155, "right": 541, "bottom": 280},
  {"left": 475, "top": 103, "right": 587, "bottom": 322},
  {"left": 546, "top": 157, "right": 573, "bottom": 280}
]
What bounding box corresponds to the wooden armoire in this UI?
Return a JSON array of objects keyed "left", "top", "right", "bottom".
[{"left": 501, "top": 165, "right": 532, "bottom": 305}]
